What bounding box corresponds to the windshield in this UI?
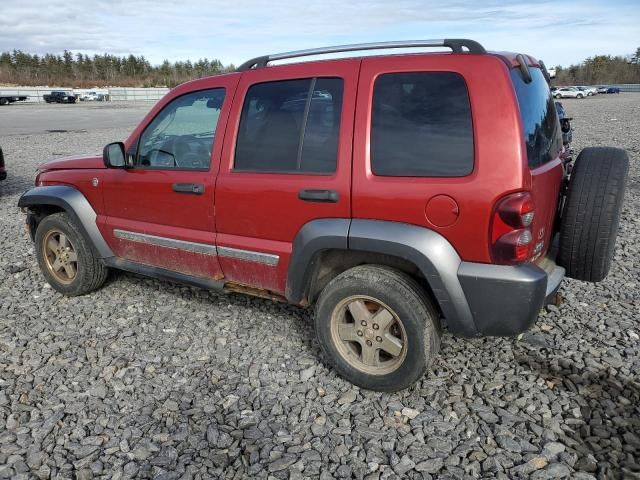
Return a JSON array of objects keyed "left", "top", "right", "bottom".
[{"left": 510, "top": 68, "right": 562, "bottom": 169}]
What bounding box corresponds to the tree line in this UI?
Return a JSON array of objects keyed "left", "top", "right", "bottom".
[
  {"left": 1, "top": 48, "right": 639, "bottom": 88},
  {"left": 0, "top": 50, "right": 235, "bottom": 88},
  {"left": 552, "top": 49, "right": 640, "bottom": 86}
]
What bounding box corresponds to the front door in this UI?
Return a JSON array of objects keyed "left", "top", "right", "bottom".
[
  {"left": 101, "top": 75, "right": 239, "bottom": 279},
  {"left": 214, "top": 60, "right": 359, "bottom": 294}
]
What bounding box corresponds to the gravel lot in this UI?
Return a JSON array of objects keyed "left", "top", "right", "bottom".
[{"left": 0, "top": 96, "right": 638, "bottom": 480}]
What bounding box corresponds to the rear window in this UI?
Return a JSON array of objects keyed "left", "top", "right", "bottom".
[
  {"left": 511, "top": 68, "right": 562, "bottom": 169},
  {"left": 371, "top": 72, "right": 474, "bottom": 177}
]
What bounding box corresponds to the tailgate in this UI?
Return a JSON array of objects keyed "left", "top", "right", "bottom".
[{"left": 530, "top": 159, "right": 563, "bottom": 260}]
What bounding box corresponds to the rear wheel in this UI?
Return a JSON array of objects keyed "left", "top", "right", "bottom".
[
  {"left": 577, "top": 93, "right": 584, "bottom": 99},
  {"left": 315, "top": 265, "right": 440, "bottom": 392},
  {"left": 0, "top": 98, "right": 8, "bottom": 106},
  {"left": 558, "top": 147, "right": 629, "bottom": 282},
  {"left": 35, "top": 212, "right": 109, "bottom": 296}
]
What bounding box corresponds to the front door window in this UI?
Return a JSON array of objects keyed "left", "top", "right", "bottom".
[{"left": 137, "top": 88, "right": 225, "bottom": 170}]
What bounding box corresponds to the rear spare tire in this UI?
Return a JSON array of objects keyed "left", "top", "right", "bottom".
[{"left": 558, "top": 147, "right": 629, "bottom": 282}]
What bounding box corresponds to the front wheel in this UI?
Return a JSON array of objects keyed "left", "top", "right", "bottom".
[
  {"left": 35, "top": 212, "right": 109, "bottom": 296},
  {"left": 315, "top": 265, "right": 440, "bottom": 392}
]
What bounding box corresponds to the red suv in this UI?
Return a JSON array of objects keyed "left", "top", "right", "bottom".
[{"left": 19, "top": 40, "right": 629, "bottom": 391}]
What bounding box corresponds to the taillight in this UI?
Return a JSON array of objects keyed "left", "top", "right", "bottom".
[{"left": 491, "top": 192, "right": 535, "bottom": 265}]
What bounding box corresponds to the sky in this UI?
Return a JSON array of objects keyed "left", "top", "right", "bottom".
[{"left": 1, "top": 0, "right": 639, "bottom": 68}]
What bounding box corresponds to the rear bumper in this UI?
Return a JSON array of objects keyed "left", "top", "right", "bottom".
[{"left": 456, "top": 257, "right": 565, "bottom": 336}]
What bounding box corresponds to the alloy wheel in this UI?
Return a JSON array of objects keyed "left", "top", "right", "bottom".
[
  {"left": 42, "top": 229, "right": 78, "bottom": 284},
  {"left": 330, "top": 295, "right": 407, "bottom": 375}
]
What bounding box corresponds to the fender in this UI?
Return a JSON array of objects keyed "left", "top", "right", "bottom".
[
  {"left": 348, "top": 219, "right": 477, "bottom": 337},
  {"left": 18, "top": 185, "right": 114, "bottom": 259},
  {"left": 286, "top": 218, "right": 350, "bottom": 302},
  {"left": 286, "top": 218, "right": 478, "bottom": 336}
]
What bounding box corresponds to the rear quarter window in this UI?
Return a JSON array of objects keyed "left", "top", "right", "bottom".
[
  {"left": 511, "top": 68, "right": 562, "bottom": 169},
  {"left": 371, "top": 72, "right": 474, "bottom": 177}
]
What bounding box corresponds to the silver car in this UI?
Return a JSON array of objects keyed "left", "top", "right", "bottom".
[{"left": 553, "top": 87, "right": 585, "bottom": 99}]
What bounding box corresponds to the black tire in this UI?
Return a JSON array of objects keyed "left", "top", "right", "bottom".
[
  {"left": 0, "top": 98, "right": 8, "bottom": 106},
  {"left": 558, "top": 147, "right": 629, "bottom": 282},
  {"left": 35, "top": 212, "right": 109, "bottom": 296},
  {"left": 577, "top": 93, "right": 584, "bottom": 99},
  {"left": 315, "top": 265, "right": 440, "bottom": 392}
]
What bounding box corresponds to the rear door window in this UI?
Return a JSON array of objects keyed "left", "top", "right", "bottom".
[
  {"left": 370, "top": 72, "right": 474, "bottom": 177},
  {"left": 234, "top": 78, "right": 343, "bottom": 174},
  {"left": 510, "top": 68, "right": 562, "bottom": 168}
]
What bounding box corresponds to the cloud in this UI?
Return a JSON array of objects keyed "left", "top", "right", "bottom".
[{"left": 1, "top": 0, "right": 638, "bottom": 66}]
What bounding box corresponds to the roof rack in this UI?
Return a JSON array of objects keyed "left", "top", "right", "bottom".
[{"left": 237, "top": 38, "right": 486, "bottom": 71}]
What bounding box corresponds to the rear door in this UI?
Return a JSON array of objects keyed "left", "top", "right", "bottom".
[
  {"left": 214, "top": 60, "right": 359, "bottom": 294},
  {"left": 510, "top": 67, "right": 564, "bottom": 261}
]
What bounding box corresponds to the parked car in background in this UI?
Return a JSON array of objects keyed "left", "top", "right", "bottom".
[
  {"left": 18, "top": 39, "right": 630, "bottom": 391},
  {"left": 0, "top": 94, "right": 28, "bottom": 106},
  {"left": 43, "top": 91, "right": 77, "bottom": 104},
  {"left": 597, "top": 86, "right": 622, "bottom": 94},
  {"left": 79, "top": 91, "right": 100, "bottom": 101},
  {"left": 0, "top": 146, "right": 6, "bottom": 181},
  {"left": 576, "top": 86, "right": 597, "bottom": 96},
  {"left": 553, "top": 87, "right": 585, "bottom": 99}
]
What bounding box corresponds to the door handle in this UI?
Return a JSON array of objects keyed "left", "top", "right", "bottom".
[
  {"left": 172, "top": 183, "right": 204, "bottom": 195},
  {"left": 298, "top": 189, "right": 339, "bottom": 203}
]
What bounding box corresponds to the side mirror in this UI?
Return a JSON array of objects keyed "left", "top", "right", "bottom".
[{"left": 103, "top": 142, "right": 127, "bottom": 168}]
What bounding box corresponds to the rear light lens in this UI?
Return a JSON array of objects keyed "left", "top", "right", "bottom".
[{"left": 491, "top": 192, "right": 535, "bottom": 265}]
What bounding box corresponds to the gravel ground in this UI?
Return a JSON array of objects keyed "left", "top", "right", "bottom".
[{"left": 0, "top": 94, "right": 638, "bottom": 480}]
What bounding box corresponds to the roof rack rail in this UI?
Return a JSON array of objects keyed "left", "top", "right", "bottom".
[{"left": 237, "top": 38, "right": 486, "bottom": 71}]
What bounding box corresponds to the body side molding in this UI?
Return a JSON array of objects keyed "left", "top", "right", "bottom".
[
  {"left": 113, "top": 229, "right": 218, "bottom": 256},
  {"left": 18, "top": 185, "right": 114, "bottom": 258},
  {"left": 218, "top": 246, "right": 279, "bottom": 266}
]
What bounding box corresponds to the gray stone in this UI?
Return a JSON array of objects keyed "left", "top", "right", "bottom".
[
  {"left": 268, "top": 455, "right": 297, "bottom": 472},
  {"left": 415, "top": 458, "right": 444, "bottom": 474},
  {"left": 300, "top": 366, "right": 315, "bottom": 382},
  {"left": 338, "top": 390, "right": 358, "bottom": 405},
  {"left": 541, "top": 442, "right": 566, "bottom": 460},
  {"left": 393, "top": 455, "right": 415, "bottom": 476}
]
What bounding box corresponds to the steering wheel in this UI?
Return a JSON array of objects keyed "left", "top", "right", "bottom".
[
  {"left": 144, "top": 148, "right": 176, "bottom": 167},
  {"left": 174, "top": 135, "right": 210, "bottom": 168}
]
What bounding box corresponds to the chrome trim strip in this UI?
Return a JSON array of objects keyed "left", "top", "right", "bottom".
[
  {"left": 217, "top": 246, "right": 279, "bottom": 266},
  {"left": 113, "top": 229, "right": 217, "bottom": 256}
]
